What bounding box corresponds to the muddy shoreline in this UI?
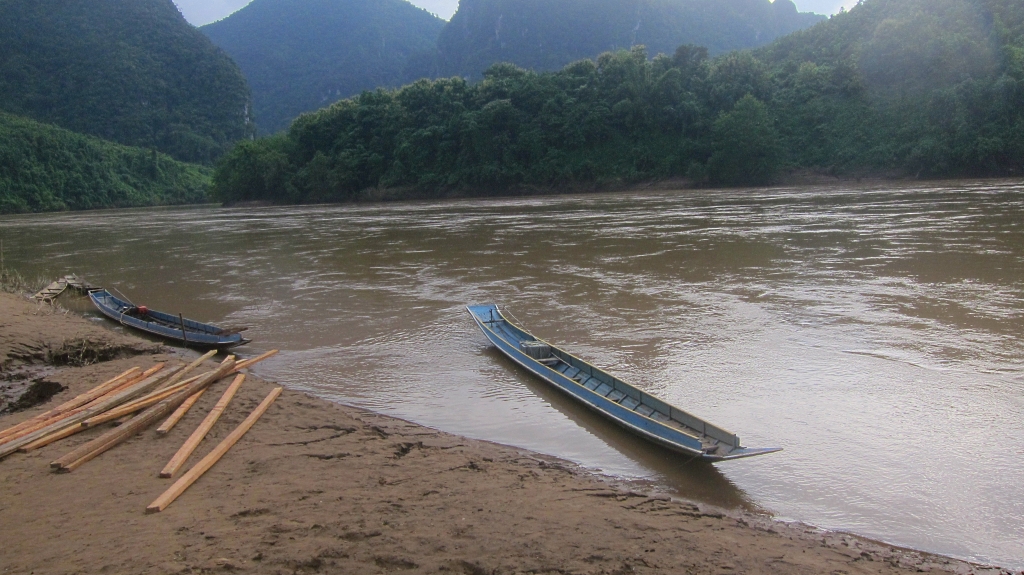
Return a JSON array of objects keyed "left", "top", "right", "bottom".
[{"left": 0, "top": 291, "right": 1015, "bottom": 574}]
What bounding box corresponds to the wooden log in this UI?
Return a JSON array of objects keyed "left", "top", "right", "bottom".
[
  {"left": 50, "top": 357, "right": 237, "bottom": 472},
  {"left": 160, "top": 374, "right": 246, "bottom": 478},
  {"left": 0, "top": 367, "right": 141, "bottom": 443},
  {"left": 147, "top": 386, "right": 282, "bottom": 513},
  {"left": 80, "top": 374, "right": 203, "bottom": 428},
  {"left": 0, "top": 364, "right": 179, "bottom": 460},
  {"left": 156, "top": 389, "right": 206, "bottom": 435}
]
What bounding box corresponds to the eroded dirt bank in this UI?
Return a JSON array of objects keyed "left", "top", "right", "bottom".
[{"left": 0, "top": 291, "right": 1014, "bottom": 575}]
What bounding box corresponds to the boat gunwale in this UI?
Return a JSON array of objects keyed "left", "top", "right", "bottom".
[{"left": 88, "top": 289, "right": 249, "bottom": 349}]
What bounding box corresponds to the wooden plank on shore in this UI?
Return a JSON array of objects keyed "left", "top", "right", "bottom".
[
  {"left": 147, "top": 386, "right": 282, "bottom": 513},
  {"left": 150, "top": 350, "right": 276, "bottom": 436},
  {"left": 150, "top": 350, "right": 220, "bottom": 433},
  {"left": 160, "top": 350, "right": 216, "bottom": 390},
  {"left": 72, "top": 364, "right": 186, "bottom": 421},
  {"left": 160, "top": 374, "right": 246, "bottom": 478},
  {"left": 156, "top": 389, "right": 206, "bottom": 435},
  {"left": 11, "top": 365, "right": 169, "bottom": 452},
  {"left": 0, "top": 364, "right": 179, "bottom": 460},
  {"left": 50, "top": 357, "right": 237, "bottom": 473},
  {"left": 81, "top": 374, "right": 203, "bottom": 428},
  {"left": 233, "top": 350, "right": 279, "bottom": 371},
  {"left": 18, "top": 421, "right": 84, "bottom": 452},
  {"left": 0, "top": 367, "right": 141, "bottom": 443}
]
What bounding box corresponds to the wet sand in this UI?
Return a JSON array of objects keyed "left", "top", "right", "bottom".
[{"left": 0, "top": 291, "right": 1012, "bottom": 575}]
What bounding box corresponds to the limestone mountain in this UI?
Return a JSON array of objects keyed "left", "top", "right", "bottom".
[
  {"left": 202, "top": 0, "right": 447, "bottom": 134},
  {"left": 434, "top": 0, "right": 825, "bottom": 78},
  {"left": 0, "top": 0, "right": 254, "bottom": 164}
]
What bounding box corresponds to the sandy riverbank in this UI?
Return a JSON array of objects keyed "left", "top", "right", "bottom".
[{"left": 0, "top": 291, "right": 1013, "bottom": 575}]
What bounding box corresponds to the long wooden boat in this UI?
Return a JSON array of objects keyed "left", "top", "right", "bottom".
[
  {"left": 468, "top": 304, "right": 781, "bottom": 462},
  {"left": 89, "top": 289, "right": 250, "bottom": 350}
]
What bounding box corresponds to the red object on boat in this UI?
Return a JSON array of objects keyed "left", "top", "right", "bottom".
[{"left": 138, "top": 305, "right": 148, "bottom": 315}]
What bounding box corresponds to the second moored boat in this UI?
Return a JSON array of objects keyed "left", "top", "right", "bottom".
[{"left": 468, "top": 304, "right": 780, "bottom": 462}]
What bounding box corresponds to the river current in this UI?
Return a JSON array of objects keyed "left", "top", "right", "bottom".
[{"left": 2, "top": 181, "right": 1022, "bottom": 568}]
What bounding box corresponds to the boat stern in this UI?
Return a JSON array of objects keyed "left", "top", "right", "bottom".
[{"left": 704, "top": 446, "right": 783, "bottom": 462}]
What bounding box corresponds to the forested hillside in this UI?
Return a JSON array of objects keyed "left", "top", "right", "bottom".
[
  {"left": 0, "top": 0, "right": 254, "bottom": 165},
  {"left": 202, "top": 0, "right": 446, "bottom": 134},
  {"left": 209, "top": 0, "right": 1024, "bottom": 205},
  {"left": 435, "top": 0, "right": 824, "bottom": 78},
  {"left": 0, "top": 113, "right": 211, "bottom": 214},
  {"left": 759, "top": 0, "right": 1024, "bottom": 175}
]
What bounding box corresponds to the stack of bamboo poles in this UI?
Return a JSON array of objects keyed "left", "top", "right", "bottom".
[{"left": 0, "top": 349, "right": 281, "bottom": 512}]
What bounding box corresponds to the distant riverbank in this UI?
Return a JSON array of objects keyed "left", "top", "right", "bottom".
[{"left": 220, "top": 169, "right": 942, "bottom": 208}]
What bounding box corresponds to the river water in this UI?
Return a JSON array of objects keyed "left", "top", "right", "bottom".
[{"left": 2, "top": 181, "right": 1022, "bottom": 568}]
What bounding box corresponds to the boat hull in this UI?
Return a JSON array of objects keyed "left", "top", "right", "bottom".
[
  {"left": 89, "top": 289, "right": 249, "bottom": 350},
  {"left": 468, "top": 304, "right": 780, "bottom": 462}
]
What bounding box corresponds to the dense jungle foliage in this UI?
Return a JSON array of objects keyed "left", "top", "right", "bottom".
[
  {"left": 202, "top": 0, "right": 821, "bottom": 134},
  {"left": 0, "top": 113, "right": 211, "bottom": 214},
  {"left": 435, "top": 0, "right": 824, "bottom": 78},
  {"left": 758, "top": 0, "right": 1024, "bottom": 176},
  {"left": 0, "top": 0, "right": 254, "bottom": 165},
  {"left": 210, "top": 0, "right": 1024, "bottom": 205},
  {"left": 202, "top": 0, "right": 446, "bottom": 135}
]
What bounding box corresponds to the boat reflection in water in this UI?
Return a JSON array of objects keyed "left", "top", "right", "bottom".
[{"left": 496, "top": 346, "right": 760, "bottom": 511}]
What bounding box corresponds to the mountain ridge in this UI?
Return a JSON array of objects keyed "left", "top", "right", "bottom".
[
  {"left": 434, "top": 0, "right": 825, "bottom": 78},
  {"left": 0, "top": 0, "right": 254, "bottom": 165},
  {"left": 202, "top": 0, "right": 447, "bottom": 134},
  {"left": 208, "top": 0, "right": 1024, "bottom": 205},
  {"left": 202, "top": 0, "right": 824, "bottom": 133}
]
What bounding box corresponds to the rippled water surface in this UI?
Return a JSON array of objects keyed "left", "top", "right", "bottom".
[{"left": 3, "top": 181, "right": 1023, "bottom": 568}]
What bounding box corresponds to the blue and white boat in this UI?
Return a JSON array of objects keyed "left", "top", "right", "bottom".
[
  {"left": 468, "top": 304, "right": 780, "bottom": 462},
  {"left": 89, "top": 289, "right": 250, "bottom": 350}
]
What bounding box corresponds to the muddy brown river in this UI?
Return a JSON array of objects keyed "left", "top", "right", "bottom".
[{"left": 2, "top": 180, "right": 1022, "bottom": 568}]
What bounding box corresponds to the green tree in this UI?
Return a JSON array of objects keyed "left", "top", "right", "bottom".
[
  {"left": 707, "top": 95, "right": 781, "bottom": 186},
  {"left": 210, "top": 137, "right": 294, "bottom": 203}
]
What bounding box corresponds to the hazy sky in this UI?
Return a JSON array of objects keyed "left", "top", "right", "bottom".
[{"left": 173, "top": 0, "right": 858, "bottom": 27}]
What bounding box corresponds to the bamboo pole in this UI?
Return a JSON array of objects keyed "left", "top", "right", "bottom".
[
  {"left": 50, "top": 357, "right": 236, "bottom": 472},
  {"left": 156, "top": 389, "right": 206, "bottom": 435},
  {"left": 147, "top": 386, "right": 282, "bottom": 513},
  {"left": 160, "top": 374, "right": 246, "bottom": 478},
  {"left": 0, "top": 364, "right": 178, "bottom": 460},
  {"left": 0, "top": 367, "right": 141, "bottom": 443}
]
